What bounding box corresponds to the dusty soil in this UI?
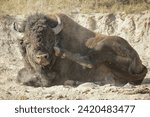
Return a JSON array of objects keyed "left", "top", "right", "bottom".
[
  {"left": 0, "top": 12, "right": 150, "bottom": 100},
  {"left": 1, "top": 80, "right": 150, "bottom": 100}
]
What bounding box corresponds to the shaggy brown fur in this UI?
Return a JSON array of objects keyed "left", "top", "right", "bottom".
[{"left": 15, "top": 13, "right": 147, "bottom": 87}]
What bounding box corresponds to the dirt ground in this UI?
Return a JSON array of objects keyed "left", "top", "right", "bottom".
[{"left": 0, "top": 77, "right": 150, "bottom": 100}]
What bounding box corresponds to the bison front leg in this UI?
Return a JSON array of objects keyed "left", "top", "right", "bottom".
[
  {"left": 54, "top": 46, "right": 93, "bottom": 69},
  {"left": 17, "top": 68, "right": 53, "bottom": 87}
]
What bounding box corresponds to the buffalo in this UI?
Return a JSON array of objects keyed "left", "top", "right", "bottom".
[{"left": 13, "top": 13, "right": 147, "bottom": 87}]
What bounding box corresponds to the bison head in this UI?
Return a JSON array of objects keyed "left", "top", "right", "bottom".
[{"left": 13, "top": 14, "right": 63, "bottom": 69}]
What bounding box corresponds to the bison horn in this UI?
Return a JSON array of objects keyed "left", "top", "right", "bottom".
[
  {"left": 12, "top": 16, "right": 26, "bottom": 39},
  {"left": 12, "top": 22, "right": 24, "bottom": 39},
  {"left": 51, "top": 15, "right": 63, "bottom": 35}
]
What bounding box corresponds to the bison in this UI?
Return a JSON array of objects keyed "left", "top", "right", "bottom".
[{"left": 13, "top": 13, "right": 147, "bottom": 87}]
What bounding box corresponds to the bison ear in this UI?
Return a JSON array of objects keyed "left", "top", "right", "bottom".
[{"left": 51, "top": 15, "right": 63, "bottom": 35}]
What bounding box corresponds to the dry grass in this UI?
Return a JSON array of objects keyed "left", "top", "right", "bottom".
[{"left": 0, "top": 0, "right": 150, "bottom": 15}]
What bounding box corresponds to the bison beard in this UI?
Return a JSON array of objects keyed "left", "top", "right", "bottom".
[{"left": 14, "top": 13, "right": 147, "bottom": 87}]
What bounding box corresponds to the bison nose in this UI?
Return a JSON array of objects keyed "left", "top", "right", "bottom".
[{"left": 35, "top": 53, "right": 50, "bottom": 66}]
